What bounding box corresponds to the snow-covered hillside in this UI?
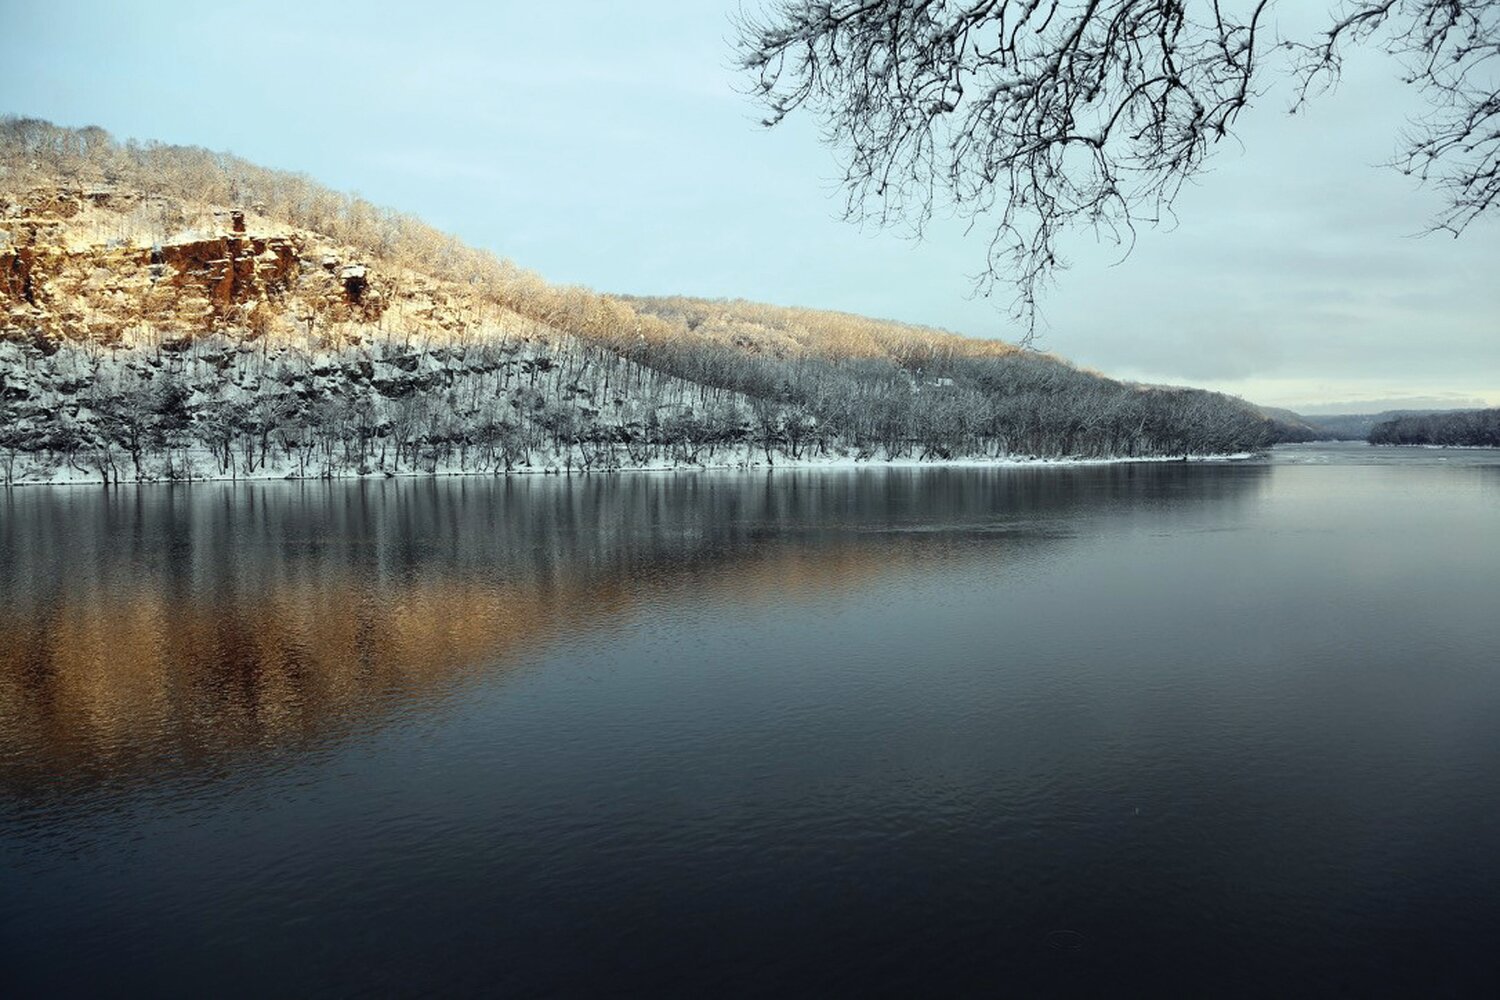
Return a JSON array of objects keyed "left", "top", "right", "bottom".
[{"left": 1, "top": 118, "right": 1290, "bottom": 484}]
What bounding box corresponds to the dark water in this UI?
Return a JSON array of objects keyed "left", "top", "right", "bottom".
[{"left": 3, "top": 443, "right": 1499, "bottom": 997}]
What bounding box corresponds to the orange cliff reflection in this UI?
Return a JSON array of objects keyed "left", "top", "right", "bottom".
[
  {"left": 1, "top": 577, "right": 565, "bottom": 781},
  {"left": 0, "top": 464, "right": 1268, "bottom": 790},
  {"left": 0, "top": 537, "right": 911, "bottom": 791}
]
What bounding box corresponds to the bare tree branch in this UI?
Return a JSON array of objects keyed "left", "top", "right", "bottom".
[{"left": 737, "top": 1, "right": 1500, "bottom": 341}]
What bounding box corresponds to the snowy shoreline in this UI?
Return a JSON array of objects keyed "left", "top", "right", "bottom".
[{"left": 2, "top": 446, "right": 1261, "bottom": 488}]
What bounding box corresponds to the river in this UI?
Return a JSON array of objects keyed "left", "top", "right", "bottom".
[{"left": 2, "top": 443, "right": 1498, "bottom": 995}]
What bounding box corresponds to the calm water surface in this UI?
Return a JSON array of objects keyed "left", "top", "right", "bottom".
[{"left": 3, "top": 443, "right": 1499, "bottom": 996}]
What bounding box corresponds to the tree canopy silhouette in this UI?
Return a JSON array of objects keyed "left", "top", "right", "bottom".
[{"left": 737, "top": 1, "right": 1500, "bottom": 339}]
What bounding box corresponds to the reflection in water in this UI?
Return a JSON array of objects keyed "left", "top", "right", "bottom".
[
  {"left": 7, "top": 450, "right": 1500, "bottom": 997},
  {"left": 1, "top": 465, "right": 1265, "bottom": 789}
]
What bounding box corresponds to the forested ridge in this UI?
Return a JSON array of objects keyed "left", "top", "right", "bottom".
[
  {"left": 1369, "top": 409, "right": 1500, "bottom": 447},
  {"left": 1, "top": 118, "right": 1288, "bottom": 485}
]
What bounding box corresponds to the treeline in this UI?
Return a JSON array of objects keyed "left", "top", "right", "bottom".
[
  {"left": 1, "top": 117, "right": 1284, "bottom": 483},
  {"left": 0, "top": 333, "right": 760, "bottom": 485},
  {"left": 620, "top": 295, "right": 1018, "bottom": 362},
  {"left": 0, "top": 118, "right": 1028, "bottom": 365},
  {"left": 623, "top": 334, "right": 1277, "bottom": 460},
  {"left": 0, "top": 331, "right": 1277, "bottom": 485},
  {"left": 1369, "top": 409, "right": 1500, "bottom": 447},
  {"left": 0, "top": 116, "right": 671, "bottom": 353}
]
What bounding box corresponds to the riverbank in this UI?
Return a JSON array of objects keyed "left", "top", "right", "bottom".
[{"left": 1, "top": 444, "right": 1260, "bottom": 487}]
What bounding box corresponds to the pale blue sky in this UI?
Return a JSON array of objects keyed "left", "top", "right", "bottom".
[{"left": 5, "top": 0, "right": 1496, "bottom": 410}]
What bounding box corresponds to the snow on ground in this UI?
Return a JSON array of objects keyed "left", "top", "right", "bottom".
[{"left": 2, "top": 444, "right": 1258, "bottom": 488}]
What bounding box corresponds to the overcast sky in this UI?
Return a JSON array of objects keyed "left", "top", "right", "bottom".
[{"left": 5, "top": 0, "right": 1496, "bottom": 411}]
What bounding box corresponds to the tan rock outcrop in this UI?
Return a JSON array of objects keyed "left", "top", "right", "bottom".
[{"left": 0, "top": 187, "right": 405, "bottom": 347}]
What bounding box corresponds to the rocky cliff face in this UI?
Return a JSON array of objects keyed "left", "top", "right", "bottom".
[{"left": 0, "top": 187, "right": 463, "bottom": 351}]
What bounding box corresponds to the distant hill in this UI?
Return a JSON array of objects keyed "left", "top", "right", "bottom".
[
  {"left": 1250, "top": 405, "right": 1323, "bottom": 442},
  {"left": 1369, "top": 409, "right": 1500, "bottom": 447},
  {"left": 1290, "top": 410, "right": 1462, "bottom": 441},
  {"left": 2, "top": 116, "right": 1283, "bottom": 484}
]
